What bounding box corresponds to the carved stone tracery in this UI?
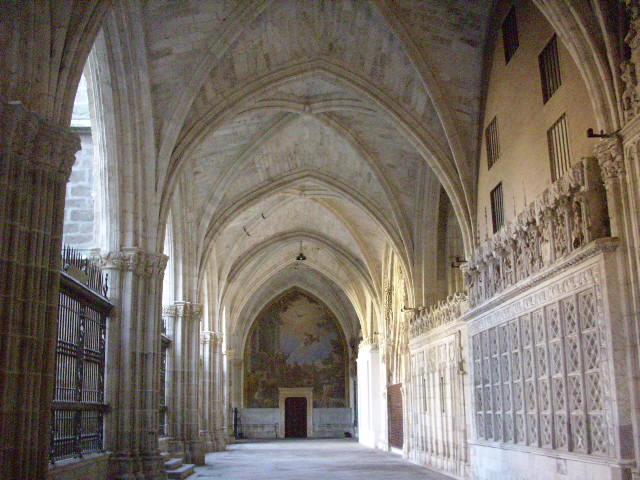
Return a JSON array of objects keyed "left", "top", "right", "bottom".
[
  {"left": 409, "top": 292, "right": 468, "bottom": 338},
  {"left": 470, "top": 264, "right": 613, "bottom": 458}
]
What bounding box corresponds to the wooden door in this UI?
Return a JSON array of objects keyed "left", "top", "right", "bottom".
[{"left": 284, "top": 397, "right": 307, "bottom": 438}]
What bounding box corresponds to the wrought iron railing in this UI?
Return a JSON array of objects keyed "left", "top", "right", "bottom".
[{"left": 51, "top": 247, "right": 111, "bottom": 463}]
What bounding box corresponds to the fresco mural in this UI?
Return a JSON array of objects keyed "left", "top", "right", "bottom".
[{"left": 244, "top": 289, "right": 348, "bottom": 408}]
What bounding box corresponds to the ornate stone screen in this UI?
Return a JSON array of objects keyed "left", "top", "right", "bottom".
[{"left": 471, "top": 266, "right": 611, "bottom": 456}]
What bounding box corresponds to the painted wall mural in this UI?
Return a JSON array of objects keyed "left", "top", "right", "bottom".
[{"left": 244, "top": 289, "right": 348, "bottom": 408}]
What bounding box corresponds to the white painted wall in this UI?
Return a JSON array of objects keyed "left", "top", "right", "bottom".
[{"left": 357, "top": 342, "right": 387, "bottom": 450}]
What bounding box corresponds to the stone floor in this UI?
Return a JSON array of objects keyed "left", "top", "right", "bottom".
[{"left": 193, "top": 439, "right": 453, "bottom": 479}]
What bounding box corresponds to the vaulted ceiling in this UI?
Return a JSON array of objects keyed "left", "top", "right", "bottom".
[{"left": 106, "top": 0, "right": 494, "bottom": 335}]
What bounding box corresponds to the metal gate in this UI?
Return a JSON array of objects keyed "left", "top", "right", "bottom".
[{"left": 50, "top": 247, "right": 111, "bottom": 462}]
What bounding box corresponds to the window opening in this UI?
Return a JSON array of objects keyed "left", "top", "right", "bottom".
[
  {"left": 490, "top": 183, "right": 505, "bottom": 234},
  {"left": 485, "top": 116, "right": 500, "bottom": 169},
  {"left": 547, "top": 114, "right": 571, "bottom": 182},
  {"left": 502, "top": 7, "right": 519, "bottom": 63},
  {"left": 539, "top": 35, "right": 561, "bottom": 103}
]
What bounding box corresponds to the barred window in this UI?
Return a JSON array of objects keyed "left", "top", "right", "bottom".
[
  {"left": 539, "top": 35, "right": 561, "bottom": 103},
  {"left": 547, "top": 114, "right": 571, "bottom": 182},
  {"left": 490, "top": 183, "right": 504, "bottom": 233},
  {"left": 485, "top": 116, "right": 500, "bottom": 169},
  {"left": 502, "top": 7, "right": 519, "bottom": 63}
]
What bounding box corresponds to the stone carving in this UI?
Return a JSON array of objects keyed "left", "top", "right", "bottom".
[
  {"left": 91, "top": 248, "right": 168, "bottom": 277},
  {"left": 407, "top": 333, "right": 467, "bottom": 477},
  {"left": 409, "top": 292, "right": 468, "bottom": 338},
  {"left": 1, "top": 99, "right": 80, "bottom": 180},
  {"left": 471, "top": 285, "right": 610, "bottom": 456},
  {"left": 201, "top": 331, "right": 223, "bottom": 345},
  {"left": 465, "top": 158, "right": 608, "bottom": 308},
  {"left": 595, "top": 136, "right": 626, "bottom": 183},
  {"left": 621, "top": 1, "right": 640, "bottom": 122}
]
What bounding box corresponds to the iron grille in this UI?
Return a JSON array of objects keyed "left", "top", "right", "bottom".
[
  {"left": 485, "top": 116, "right": 500, "bottom": 169},
  {"left": 547, "top": 114, "right": 571, "bottom": 182},
  {"left": 490, "top": 183, "right": 504, "bottom": 233},
  {"left": 539, "top": 35, "right": 561, "bottom": 103},
  {"left": 502, "top": 7, "right": 519, "bottom": 64},
  {"left": 51, "top": 247, "right": 111, "bottom": 463},
  {"left": 159, "top": 336, "right": 170, "bottom": 436}
]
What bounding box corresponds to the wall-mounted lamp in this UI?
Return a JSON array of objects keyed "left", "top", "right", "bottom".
[
  {"left": 451, "top": 256, "right": 467, "bottom": 269},
  {"left": 587, "top": 128, "right": 612, "bottom": 138}
]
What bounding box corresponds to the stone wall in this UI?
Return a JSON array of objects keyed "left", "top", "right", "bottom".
[
  {"left": 477, "top": 0, "right": 600, "bottom": 239},
  {"left": 63, "top": 74, "right": 95, "bottom": 250},
  {"left": 48, "top": 454, "right": 109, "bottom": 480},
  {"left": 238, "top": 408, "right": 352, "bottom": 439},
  {"left": 62, "top": 128, "right": 95, "bottom": 249}
]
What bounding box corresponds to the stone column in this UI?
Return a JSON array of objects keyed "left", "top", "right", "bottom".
[
  {"left": 0, "top": 100, "right": 80, "bottom": 479},
  {"left": 214, "top": 338, "right": 227, "bottom": 449},
  {"left": 94, "top": 249, "right": 168, "bottom": 480},
  {"left": 226, "top": 349, "right": 243, "bottom": 440},
  {"left": 200, "top": 331, "right": 224, "bottom": 452},
  {"left": 166, "top": 302, "right": 204, "bottom": 464}
]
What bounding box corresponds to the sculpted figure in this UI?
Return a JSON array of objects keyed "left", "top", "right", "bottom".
[{"left": 621, "top": 61, "right": 640, "bottom": 121}]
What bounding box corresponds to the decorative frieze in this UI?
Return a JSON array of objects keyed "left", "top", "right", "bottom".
[
  {"left": 409, "top": 292, "right": 468, "bottom": 338},
  {"left": 470, "top": 264, "right": 613, "bottom": 458},
  {"left": 465, "top": 157, "right": 608, "bottom": 308},
  {"left": 201, "top": 330, "right": 223, "bottom": 345},
  {"left": 91, "top": 248, "right": 168, "bottom": 278}
]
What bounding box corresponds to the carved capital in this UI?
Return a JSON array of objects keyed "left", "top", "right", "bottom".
[
  {"left": 162, "top": 305, "right": 177, "bottom": 317},
  {"left": 91, "top": 248, "right": 168, "bottom": 278},
  {"left": 201, "top": 330, "right": 223, "bottom": 345},
  {"left": 595, "top": 137, "right": 625, "bottom": 183},
  {"left": 0, "top": 99, "right": 80, "bottom": 182}
]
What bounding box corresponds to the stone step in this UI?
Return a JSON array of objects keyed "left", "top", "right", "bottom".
[
  {"left": 166, "top": 464, "right": 195, "bottom": 480},
  {"left": 164, "top": 457, "right": 183, "bottom": 470}
]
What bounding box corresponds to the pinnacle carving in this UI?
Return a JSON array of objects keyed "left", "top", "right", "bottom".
[
  {"left": 465, "top": 158, "right": 608, "bottom": 308},
  {"left": 409, "top": 292, "right": 468, "bottom": 338}
]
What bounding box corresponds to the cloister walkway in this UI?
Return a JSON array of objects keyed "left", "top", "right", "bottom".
[{"left": 193, "top": 439, "right": 454, "bottom": 479}]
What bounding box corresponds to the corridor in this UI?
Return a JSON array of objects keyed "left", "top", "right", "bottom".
[{"left": 193, "top": 439, "right": 453, "bottom": 480}]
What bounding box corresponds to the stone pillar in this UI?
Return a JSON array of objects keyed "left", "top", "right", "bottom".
[
  {"left": 357, "top": 339, "right": 384, "bottom": 450},
  {"left": 214, "top": 338, "right": 227, "bottom": 449},
  {"left": 200, "top": 331, "right": 224, "bottom": 452},
  {"left": 94, "top": 249, "right": 168, "bottom": 480},
  {"left": 166, "top": 302, "right": 204, "bottom": 464},
  {"left": 226, "top": 349, "right": 243, "bottom": 440},
  {"left": 0, "top": 100, "right": 80, "bottom": 479}
]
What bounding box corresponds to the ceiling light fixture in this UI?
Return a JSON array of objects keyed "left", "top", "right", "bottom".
[{"left": 296, "top": 241, "right": 306, "bottom": 261}]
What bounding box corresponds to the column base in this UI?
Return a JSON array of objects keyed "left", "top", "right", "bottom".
[
  {"left": 109, "top": 452, "right": 166, "bottom": 480},
  {"left": 140, "top": 453, "right": 166, "bottom": 479},
  {"left": 185, "top": 440, "right": 206, "bottom": 465},
  {"left": 108, "top": 453, "right": 144, "bottom": 480}
]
